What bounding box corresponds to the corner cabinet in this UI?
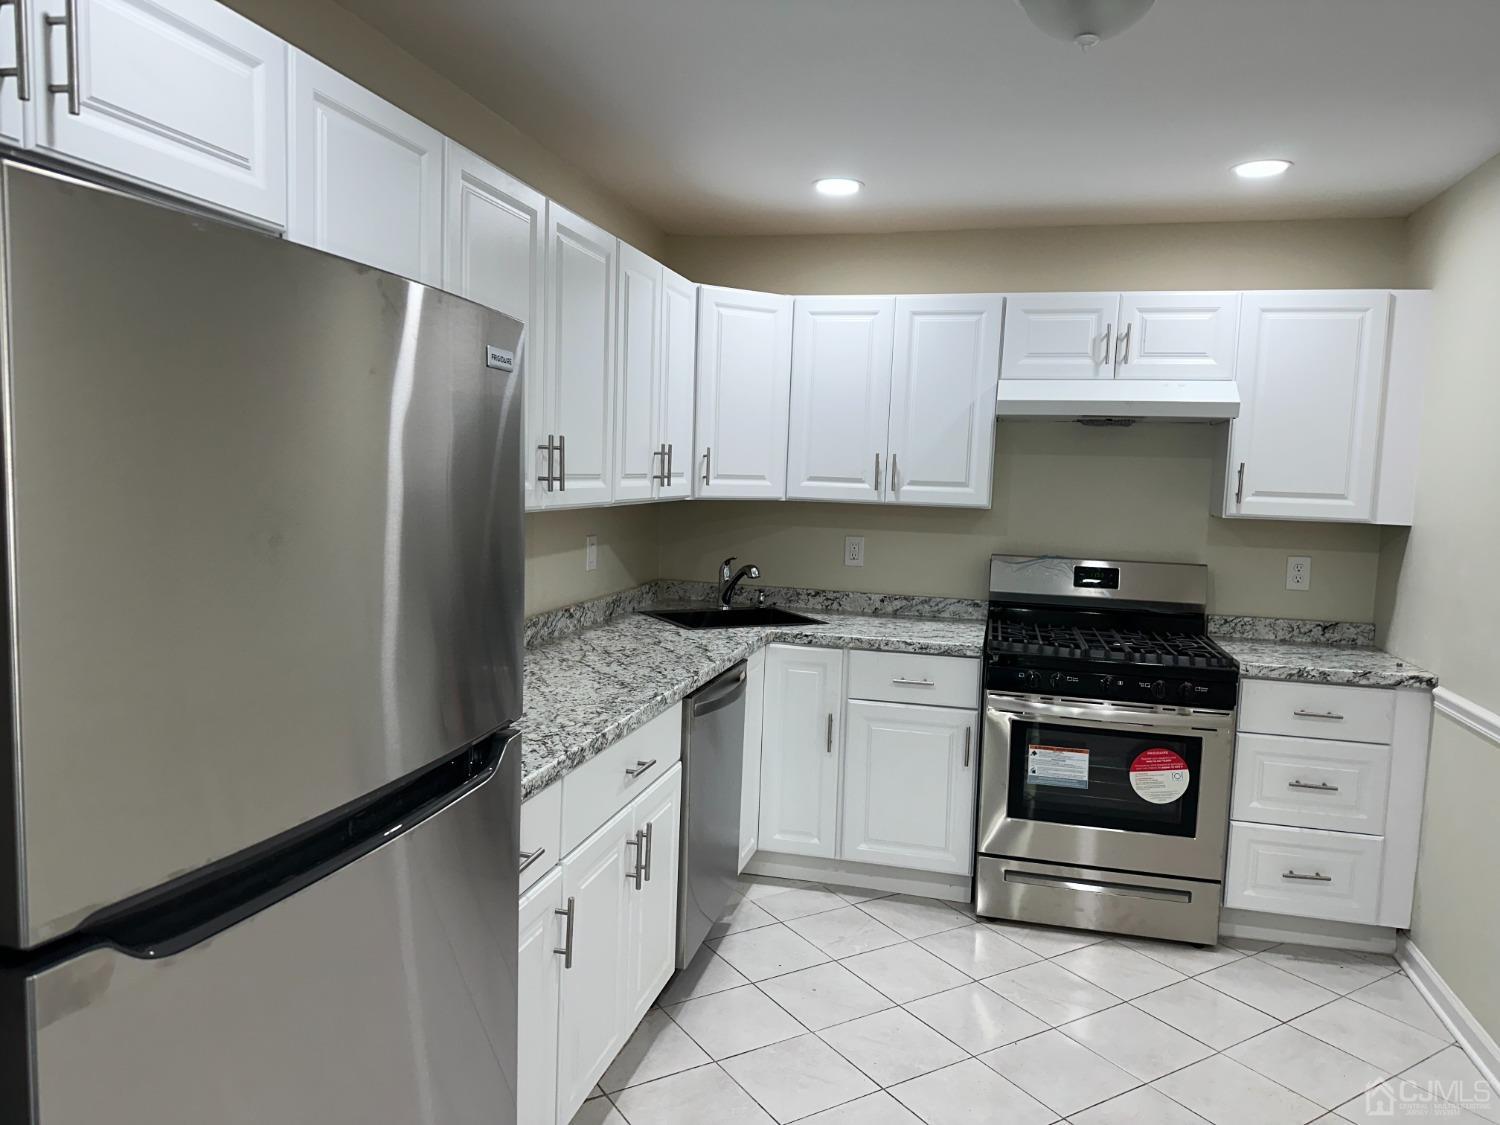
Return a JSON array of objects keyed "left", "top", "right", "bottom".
[
  {"left": 757, "top": 646, "right": 844, "bottom": 857},
  {"left": 786, "top": 294, "right": 1002, "bottom": 508},
  {"left": 695, "top": 286, "right": 794, "bottom": 499}
]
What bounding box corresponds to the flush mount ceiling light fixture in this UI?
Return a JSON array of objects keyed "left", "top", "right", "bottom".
[
  {"left": 814, "top": 177, "right": 863, "bottom": 197},
  {"left": 1233, "top": 158, "right": 1294, "bottom": 179},
  {"left": 1016, "top": 0, "right": 1155, "bottom": 49}
]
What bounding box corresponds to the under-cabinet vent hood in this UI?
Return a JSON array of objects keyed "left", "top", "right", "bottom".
[{"left": 996, "top": 380, "right": 1240, "bottom": 421}]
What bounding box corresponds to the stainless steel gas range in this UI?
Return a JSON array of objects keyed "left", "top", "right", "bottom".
[{"left": 974, "top": 555, "right": 1240, "bottom": 945}]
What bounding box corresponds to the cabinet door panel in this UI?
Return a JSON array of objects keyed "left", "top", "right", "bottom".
[
  {"left": 739, "top": 647, "right": 767, "bottom": 871},
  {"left": 696, "top": 286, "right": 793, "bottom": 499},
  {"left": 630, "top": 766, "right": 682, "bottom": 1017},
  {"left": 544, "top": 205, "right": 616, "bottom": 508},
  {"left": 34, "top": 0, "right": 286, "bottom": 225},
  {"left": 1000, "top": 293, "right": 1119, "bottom": 380},
  {"left": 518, "top": 867, "right": 564, "bottom": 1125},
  {"left": 613, "top": 242, "right": 663, "bottom": 504},
  {"left": 441, "top": 143, "right": 547, "bottom": 508},
  {"left": 786, "top": 296, "right": 894, "bottom": 502},
  {"left": 556, "top": 803, "right": 634, "bottom": 1121},
  {"left": 1, "top": 0, "right": 27, "bottom": 144},
  {"left": 758, "top": 645, "right": 843, "bottom": 858},
  {"left": 1226, "top": 291, "right": 1390, "bottom": 521},
  {"left": 841, "top": 701, "right": 976, "bottom": 875},
  {"left": 288, "top": 49, "right": 442, "bottom": 283},
  {"left": 888, "top": 294, "right": 1003, "bottom": 508},
  {"left": 658, "top": 267, "right": 698, "bottom": 500},
  {"left": 1117, "top": 292, "right": 1239, "bottom": 381}
]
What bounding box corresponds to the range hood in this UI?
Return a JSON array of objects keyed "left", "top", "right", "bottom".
[{"left": 996, "top": 380, "right": 1240, "bottom": 421}]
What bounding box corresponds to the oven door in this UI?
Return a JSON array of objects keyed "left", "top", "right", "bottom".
[{"left": 977, "top": 693, "right": 1234, "bottom": 882}]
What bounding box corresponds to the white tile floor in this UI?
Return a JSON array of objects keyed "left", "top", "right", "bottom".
[{"left": 573, "top": 877, "right": 1488, "bottom": 1125}]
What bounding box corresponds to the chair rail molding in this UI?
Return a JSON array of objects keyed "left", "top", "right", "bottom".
[{"left": 1432, "top": 686, "right": 1500, "bottom": 748}]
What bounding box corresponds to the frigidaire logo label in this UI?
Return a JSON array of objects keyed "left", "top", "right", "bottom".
[{"left": 485, "top": 346, "right": 516, "bottom": 372}]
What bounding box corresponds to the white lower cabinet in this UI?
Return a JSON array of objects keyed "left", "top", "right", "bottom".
[
  {"left": 758, "top": 646, "right": 845, "bottom": 858},
  {"left": 841, "top": 700, "right": 977, "bottom": 875},
  {"left": 628, "top": 770, "right": 683, "bottom": 1017},
  {"left": 518, "top": 866, "right": 564, "bottom": 1125},
  {"left": 739, "top": 646, "right": 767, "bottom": 872}
]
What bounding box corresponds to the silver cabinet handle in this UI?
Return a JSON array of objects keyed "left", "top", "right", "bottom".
[
  {"left": 624, "top": 758, "right": 657, "bottom": 779},
  {"left": 702, "top": 446, "right": 711, "bottom": 486},
  {"left": 652, "top": 444, "right": 666, "bottom": 486},
  {"left": 0, "top": 0, "right": 33, "bottom": 101},
  {"left": 1101, "top": 322, "right": 1113, "bottom": 366},
  {"left": 963, "top": 727, "right": 972, "bottom": 768},
  {"left": 626, "top": 831, "right": 644, "bottom": 890},
  {"left": 874, "top": 452, "right": 882, "bottom": 492},
  {"left": 1235, "top": 462, "right": 1246, "bottom": 505},
  {"left": 556, "top": 432, "right": 566, "bottom": 491},
  {"left": 518, "top": 847, "right": 547, "bottom": 874},
  {"left": 890, "top": 452, "right": 899, "bottom": 494},
  {"left": 667, "top": 442, "right": 674, "bottom": 481},
  {"left": 553, "top": 896, "right": 576, "bottom": 968},
  {"left": 825, "top": 713, "right": 833, "bottom": 754},
  {"left": 1289, "top": 779, "right": 1339, "bottom": 793},
  {"left": 538, "top": 435, "right": 557, "bottom": 491},
  {"left": 643, "top": 822, "right": 654, "bottom": 882},
  {"left": 892, "top": 677, "right": 936, "bottom": 687},
  {"left": 44, "top": 0, "right": 79, "bottom": 116},
  {"left": 1293, "top": 709, "right": 1345, "bottom": 721},
  {"left": 1282, "top": 870, "right": 1333, "bottom": 883},
  {"left": 1118, "top": 323, "right": 1132, "bottom": 366}
]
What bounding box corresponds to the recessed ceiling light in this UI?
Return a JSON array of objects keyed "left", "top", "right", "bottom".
[
  {"left": 1233, "top": 159, "right": 1293, "bottom": 180},
  {"left": 814, "top": 177, "right": 863, "bottom": 197}
]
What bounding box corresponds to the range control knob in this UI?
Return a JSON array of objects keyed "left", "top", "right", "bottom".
[
  {"left": 1048, "top": 672, "right": 1065, "bottom": 691},
  {"left": 1179, "top": 681, "right": 1197, "bottom": 704},
  {"left": 1149, "top": 679, "right": 1168, "bottom": 701}
]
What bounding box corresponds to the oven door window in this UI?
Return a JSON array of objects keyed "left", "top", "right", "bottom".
[{"left": 1007, "top": 719, "right": 1202, "bottom": 837}]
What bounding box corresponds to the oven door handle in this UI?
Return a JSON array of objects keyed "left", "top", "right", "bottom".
[{"left": 984, "top": 692, "right": 1234, "bottom": 734}]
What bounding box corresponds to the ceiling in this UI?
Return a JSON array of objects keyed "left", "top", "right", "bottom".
[{"left": 335, "top": 0, "right": 1500, "bottom": 235}]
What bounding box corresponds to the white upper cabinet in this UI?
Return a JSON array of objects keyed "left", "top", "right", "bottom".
[
  {"left": 1001, "top": 293, "right": 1119, "bottom": 380},
  {"left": 658, "top": 267, "right": 698, "bottom": 500},
  {"left": 29, "top": 0, "right": 286, "bottom": 226},
  {"left": 612, "top": 243, "right": 664, "bottom": 504},
  {"left": 541, "top": 204, "right": 617, "bottom": 508},
  {"left": 787, "top": 296, "right": 895, "bottom": 503},
  {"left": 1116, "top": 292, "right": 1239, "bottom": 381},
  {"left": 0, "top": 3, "right": 23, "bottom": 145},
  {"left": 757, "top": 645, "right": 844, "bottom": 859},
  {"left": 440, "top": 143, "right": 548, "bottom": 506},
  {"left": 696, "top": 286, "right": 794, "bottom": 499},
  {"left": 887, "top": 294, "right": 1003, "bottom": 508},
  {"left": 288, "top": 50, "right": 442, "bottom": 284},
  {"left": 1222, "top": 291, "right": 1392, "bottom": 522}
]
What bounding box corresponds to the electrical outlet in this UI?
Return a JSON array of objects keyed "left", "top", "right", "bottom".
[
  {"left": 844, "top": 536, "right": 865, "bottom": 568},
  {"left": 585, "top": 535, "right": 598, "bottom": 572},
  {"left": 1286, "top": 555, "right": 1311, "bottom": 591}
]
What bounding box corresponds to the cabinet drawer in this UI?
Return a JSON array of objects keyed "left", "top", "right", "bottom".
[
  {"left": 1239, "top": 681, "right": 1395, "bottom": 745},
  {"left": 1225, "top": 822, "right": 1383, "bottom": 924},
  {"left": 519, "top": 782, "right": 562, "bottom": 893},
  {"left": 561, "top": 704, "right": 682, "bottom": 854},
  {"left": 1231, "top": 733, "right": 1391, "bottom": 834},
  {"left": 847, "top": 650, "right": 981, "bottom": 709}
]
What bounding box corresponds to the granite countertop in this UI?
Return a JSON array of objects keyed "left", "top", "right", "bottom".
[
  {"left": 519, "top": 611, "right": 984, "bottom": 798},
  {"left": 1213, "top": 636, "right": 1437, "bottom": 690}
]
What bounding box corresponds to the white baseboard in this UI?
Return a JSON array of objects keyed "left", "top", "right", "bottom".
[
  {"left": 745, "top": 852, "right": 972, "bottom": 903},
  {"left": 1219, "top": 908, "right": 1401, "bottom": 954},
  {"left": 1399, "top": 938, "right": 1500, "bottom": 1089}
]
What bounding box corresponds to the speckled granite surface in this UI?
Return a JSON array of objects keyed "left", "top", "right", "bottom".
[
  {"left": 1208, "top": 615, "right": 1377, "bottom": 646},
  {"left": 656, "top": 580, "right": 988, "bottom": 621},
  {"left": 1214, "top": 636, "right": 1436, "bottom": 690},
  {"left": 519, "top": 610, "right": 984, "bottom": 798}
]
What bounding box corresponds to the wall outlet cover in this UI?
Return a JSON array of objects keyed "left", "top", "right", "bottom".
[
  {"left": 844, "top": 536, "right": 865, "bottom": 568},
  {"left": 585, "top": 534, "right": 598, "bottom": 572},
  {"left": 1286, "top": 555, "right": 1311, "bottom": 591}
]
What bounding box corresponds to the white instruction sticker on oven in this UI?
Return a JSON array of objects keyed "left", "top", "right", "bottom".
[
  {"left": 1130, "top": 748, "right": 1190, "bottom": 804},
  {"left": 1027, "top": 744, "right": 1089, "bottom": 789}
]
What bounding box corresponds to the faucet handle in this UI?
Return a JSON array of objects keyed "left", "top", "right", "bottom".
[{"left": 719, "top": 556, "right": 736, "bottom": 576}]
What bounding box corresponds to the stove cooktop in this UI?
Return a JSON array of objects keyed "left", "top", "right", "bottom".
[{"left": 987, "top": 620, "right": 1236, "bottom": 670}]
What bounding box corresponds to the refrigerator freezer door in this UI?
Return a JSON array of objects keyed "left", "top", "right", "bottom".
[
  {"left": 0, "top": 163, "right": 524, "bottom": 949},
  {"left": 13, "top": 733, "right": 520, "bottom": 1125}
]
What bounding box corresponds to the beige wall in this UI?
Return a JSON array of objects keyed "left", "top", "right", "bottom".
[
  {"left": 1377, "top": 152, "right": 1500, "bottom": 1039},
  {"left": 663, "top": 218, "right": 1411, "bottom": 294},
  {"left": 659, "top": 422, "right": 1382, "bottom": 620},
  {"left": 221, "top": 0, "right": 664, "bottom": 254},
  {"left": 524, "top": 508, "right": 660, "bottom": 617}
]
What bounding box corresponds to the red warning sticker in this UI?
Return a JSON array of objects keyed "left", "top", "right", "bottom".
[{"left": 1129, "top": 748, "right": 1190, "bottom": 804}]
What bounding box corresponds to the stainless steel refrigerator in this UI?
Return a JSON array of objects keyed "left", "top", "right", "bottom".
[{"left": 0, "top": 161, "right": 526, "bottom": 1125}]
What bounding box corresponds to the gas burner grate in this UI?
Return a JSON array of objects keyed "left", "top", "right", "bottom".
[{"left": 987, "top": 620, "right": 1234, "bottom": 668}]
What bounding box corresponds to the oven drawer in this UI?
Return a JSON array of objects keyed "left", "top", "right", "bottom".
[
  {"left": 518, "top": 781, "right": 562, "bottom": 893},
  {"left": 847, "top": 650, "right": 980, "bottom": 709},
  {"left": 1224, "top": 822, "right": 1383, "bottom": 924},
  {"left": 1231, "top": 733, "right": 1391, "bottom": 834},
  {"left": 1238, "top": 681, "right": 1395, "bottom": 745}
]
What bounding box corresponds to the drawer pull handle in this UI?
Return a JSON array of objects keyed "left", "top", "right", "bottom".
[
  {"left": 1282, "top": 870, "right": 1333, "bottom": 883},
  {"left": 892, "top": 677, "right": 936, "bottom": 687},
  {"left": 624, "top": 758, "right": 657, "bottom": 779},
  {"left": 1293, "top": 709, "right": 1345, "bottom": 720},
  {"left": 553, "top": 897, "right": 576, "bottom": 968},
  {"left": 1288, "top": 780, "right": 1339, "bottom": 793},
  {"left": 518, "top": 847, "right": 547, "bottom": 874}
]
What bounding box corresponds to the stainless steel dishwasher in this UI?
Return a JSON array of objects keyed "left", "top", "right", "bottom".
[{"left": 677, "top": 660, "right": 748, "bottom": 968}]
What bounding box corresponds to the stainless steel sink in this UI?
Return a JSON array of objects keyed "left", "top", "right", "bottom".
[{"left": 641, "top": 606, "right": 824, "bottom": 630}]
